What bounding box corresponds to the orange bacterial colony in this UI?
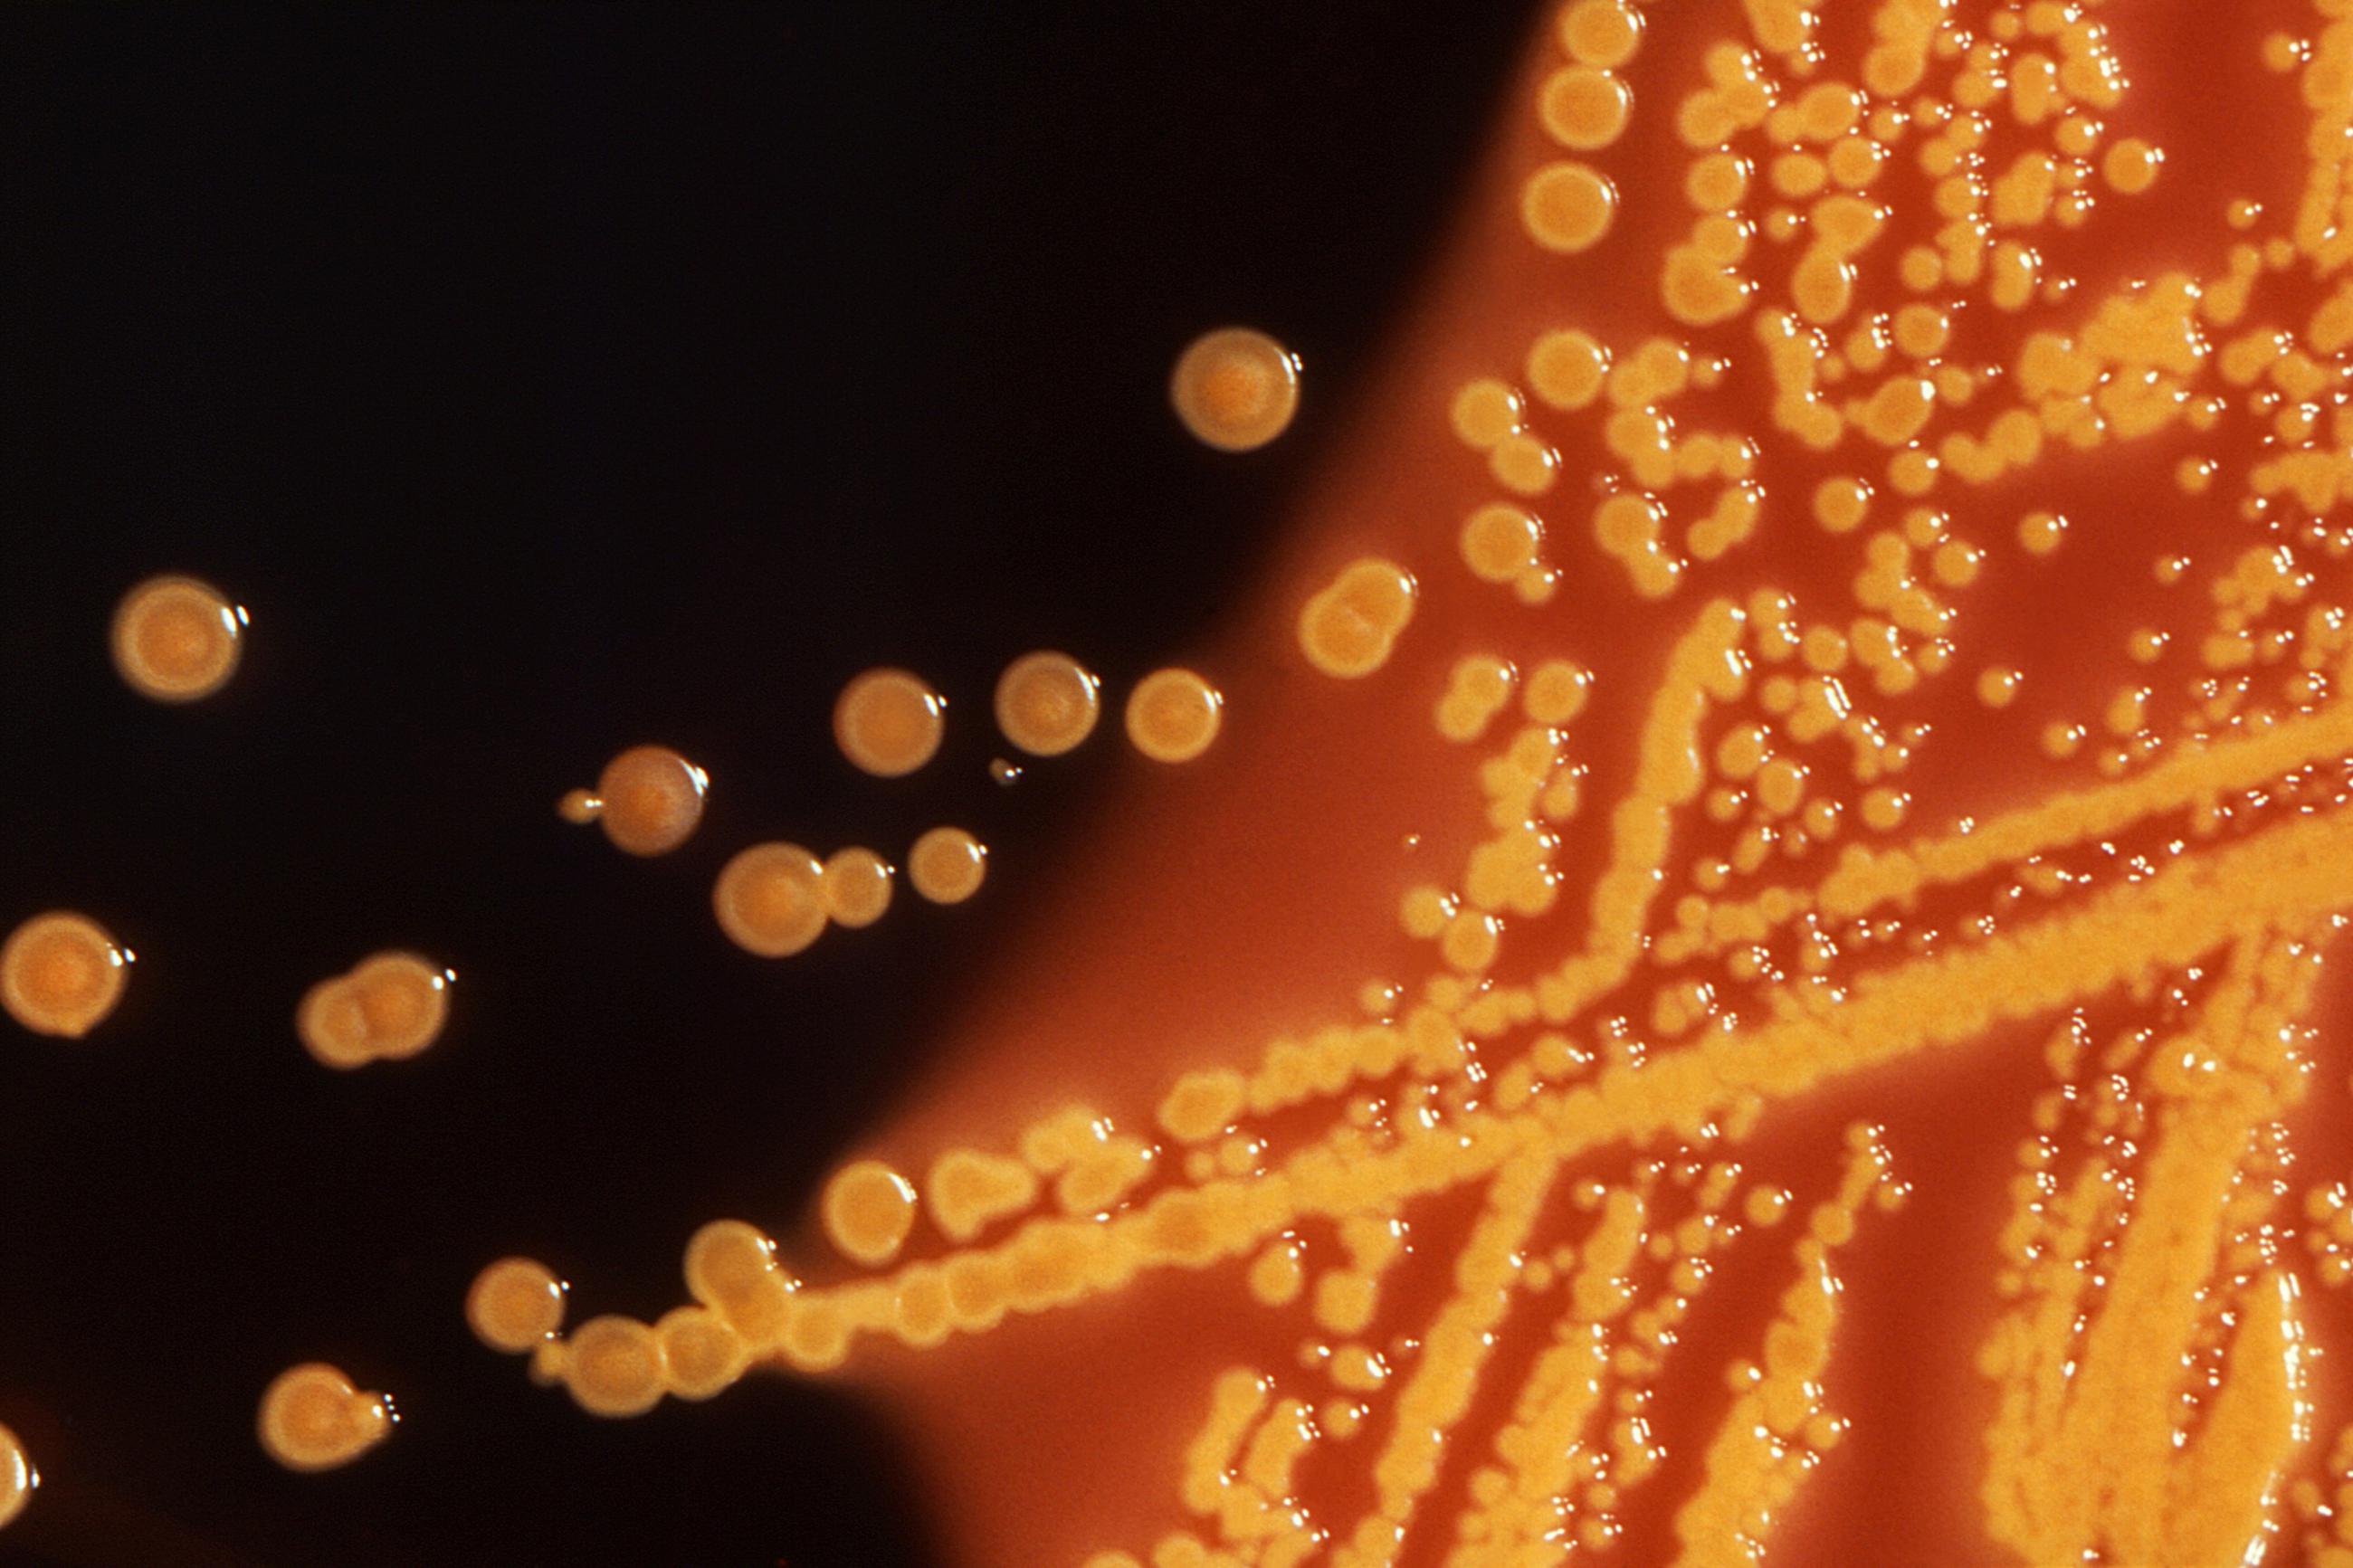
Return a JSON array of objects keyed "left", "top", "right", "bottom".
[
  {"left": 561, "top": 744, "right": 710, "bottom": 856},
  {"left": 479, "top": 1, "right": 2353, "bottom": 1564},
  {"left": 109, "top": 573, "right": 246, "bottom": 702},
  {"left": 1173, "top": 328, "right": 1305, "bottom": 452},
  {"left": 255, "top": 1363, "right": 394, "bottom": 1473},
  {"left": 836, "top": 667, "right": 950, "bottom": 777},
  {"left": 0, "top": 1424, "right": 31, "bottom": 1531},
  {"left": 907, "top": 826, "right": 990, "bottom": 907},
  {"left": 713, "top": 841, "right": 831, "bottom": 957},
  {"left": 998, "top": 651, "right": 1107, "bottom": 756},
  {"left": 465, "top": 1257, "right": 569, "bottom": 1355},
  {"left": 0, "top": 913, "right": 129, "bottom": 1041},
  {"left": 294, "top": 950, "right": 453, "bottom": 1069}
]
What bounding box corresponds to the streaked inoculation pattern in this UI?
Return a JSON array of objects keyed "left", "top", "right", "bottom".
[{"left": 481, "top": 1, "right": 2353, "bottom": 1564}]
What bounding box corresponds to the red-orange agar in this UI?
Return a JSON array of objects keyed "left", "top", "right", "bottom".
[{"left": 491, "top": 5, "right": 2353, "bottom": 1565}]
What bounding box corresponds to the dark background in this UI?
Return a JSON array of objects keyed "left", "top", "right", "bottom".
[{"left": 0, "top": 5, "right": 1527, "bottom": 1563}]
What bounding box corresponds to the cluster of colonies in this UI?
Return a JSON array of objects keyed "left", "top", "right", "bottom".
[
  {"left": 295, "top": 952, "right": 453, "bottom": 1070},
  {"left": 562, "top": 651, "right": 1226, "bottom": 963},
  {"left": 482, "top": 0, "right": 2353, "bottom": 1564},
  {"left": 482, "top": 645, "right": 1249, "bottom": 1410},
  {"left": 2, "top": 328, "right": 1283, "bottom": 1510}
]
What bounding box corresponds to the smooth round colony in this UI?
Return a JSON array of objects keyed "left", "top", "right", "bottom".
[
  {"left": 908, "top": 827, "right": 988, "bottom": 905},
  {"left": 0, "top": 1423, "right": 32, "bottom": 1530},
  {"left": 713, "top": 842, "right": 828, "bottom": 957},
  {"left": 472, "top": 8, "right": 2353, "bottom": 1563},
  {"left": 821, "top": 1159, "right": 920, "bottom": 1266},
  {"left": 1521, "top": 161, "right": 1618, "bottom": 252},
  {"left": 1538, "top": 65, "right": 1632, "bottom": 151},
  {"left": 994, "top": 651, "right": 1102, "bottom": 756},
  {"left": 257, "top": 1364, "right": 394, "bottom": 1472},
  {"left": 0, "top": 912, "right": 129, "bottom": 1040},
  {"left": 561, "top": 1316, "right": 667, "bottom": 1418},
  {"left": 1460, "top": 505, "right": 1546, "bottom": 584},
  {"left": 1124, "top": 669, "right": 1224, "bottom": 763},
  {"left": 294, "top": 980, "right": 373, "bottom": 1069},
  {"left": 821, "top": 847, "right": 895, "bottom": 929},
  {"left": 466, "top": 1257, "right": 568, "bottom": 1354},
  {"left": 834, "top": 668, "right": 947, "bottom": 778},
  {"left": 588, "top": 745, "right": 708, "bottom": 856},
  {"left": 295, "top": 952, "right": 452, "bottom": 1069},
  {"left": 1557, "top": 0, "right": 1641, "bottom": 66},
  {"left": 654, "top": 1307, "right": 748, "bottom": 1402},
  {"left": 344, "top": 952, "right": 448, "bottom": 1060},
  {"left": 110, "top": 574, "right": 245, "bottom": 702},
  {"left": 1169, "top": 328, "right": 1301, "bottom": 452}
]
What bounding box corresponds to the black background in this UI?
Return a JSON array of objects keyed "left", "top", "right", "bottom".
[{"left": 0, "top": 5, "right": 1528, "bottom": 1563}]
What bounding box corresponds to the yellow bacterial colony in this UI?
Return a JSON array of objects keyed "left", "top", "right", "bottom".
[
  {"left": 1126, "top": 669, "right": 1226, "bottom": 764},
  {"left": 908, "top": 827, "right": 989, "bottom": 906},
  {"left": 713, "top": 842, "right": 830, "bottom": 957},
  {"left": 822, "top": 846, "right": 897, "bottom": 927},
  {"left": 1297, "top": 559, "right": 1418, "bottom": 679},
  {"left": 36, "top": 0, "right": 2353, "bottom": 1561},
  {"left": 997, "top": 651, "right": 1104, "bottom": 756},
  {"left": 256, "top": 1364, "right": 395, "bottom": 1473}
]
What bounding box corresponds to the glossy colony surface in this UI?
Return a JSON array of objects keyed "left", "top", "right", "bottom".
[
  {"left": 480, "top": 0, "right": 2353, "bottom": 1563},
  {"left": 566, "top": 744, "right": 710, "bottom": 856},
  {"left": 109, "top": 573, "right": 245, "bottom": 703},
  {"left": 0, "top": 912, "right": 129, "bottom": 1041},
  {"left": 254, "top": 1364, "right": 394, "bottom": 1474}
]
